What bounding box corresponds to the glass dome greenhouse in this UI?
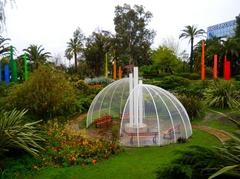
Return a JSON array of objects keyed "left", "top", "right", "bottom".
[{"left": 86, "top": 67, "right": 192, "bottom": 147}]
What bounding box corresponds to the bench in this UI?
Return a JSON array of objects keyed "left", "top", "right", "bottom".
[
  {"left": 126, "top": 132, "right": 159, "bottom": 144},
  {"left": 162, "top": 124, "right": 181, "bottom": 139},
  {"left": 95, "top": 115, "right": 112, "bottom": 128},
  {"left": 119, "top": 113, "right": 129, "bottom": 120}
]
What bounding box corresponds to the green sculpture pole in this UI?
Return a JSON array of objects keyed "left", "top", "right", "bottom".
[
  {"left": 105, "top": 52, "right": 108, "bottom": 78},
  {"left": 10, "top": 46, "right": 17, "bottom": 82},
  {"left": 24, "top": 52, "right": 28, "bottom": 81}
]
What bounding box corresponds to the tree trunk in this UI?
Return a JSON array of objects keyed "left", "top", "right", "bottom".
[
  {"left": 74, "top": 52, "right": 77, "bottom": 72},
  {"left": 190, "top": 38, "right": 194, "bottom": 72}
]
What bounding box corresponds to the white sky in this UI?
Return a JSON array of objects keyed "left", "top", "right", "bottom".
[{"left": 2, "top": 0, "right": 240, "bottom": 64}]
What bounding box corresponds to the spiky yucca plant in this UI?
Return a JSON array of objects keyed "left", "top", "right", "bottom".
[
  {"left": 204, "top": 80, "right": 239, "bottom": 109},
  {"left": 0, "top": 109, "right": 45, "bottom": 156}
]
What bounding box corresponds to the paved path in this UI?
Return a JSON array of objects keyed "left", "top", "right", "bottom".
[{"left": 192, "top": 125, "right": 232, "bottom": 143}]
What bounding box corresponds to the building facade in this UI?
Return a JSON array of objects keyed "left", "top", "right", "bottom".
[{"left": 207, "top": 20, "right": 236, "bottom": 39}]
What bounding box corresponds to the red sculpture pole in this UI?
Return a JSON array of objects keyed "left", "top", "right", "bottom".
[
  {"left": 201, "top": 40, "right": 205, "bottom": 80},
  {"left": 226, "top": 60, "right": 231, "bottom": 80},
  {"left": 224, "top": 55, "right": 230, "bottom": 80},
  {"left": 213, "top": 54, "right": 217, "bottom": 80}
]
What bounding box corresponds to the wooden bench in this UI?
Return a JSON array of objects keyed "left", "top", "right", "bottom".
[
  {"left": 119, "top": 113, "right": 129, "bottom": 120},
  {"left": 162, "top": 124, "right": 181, "bottom": 139},
  {"left": 95, "top": 115, "right": 112, "bottom": 128},
  {"left": 126, "top": 132, "right": 159, "bottom": 144}
]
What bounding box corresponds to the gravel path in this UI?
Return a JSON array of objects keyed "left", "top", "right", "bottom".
[{"left": 192, "top": 124, "right": 232, "bottom": 143}]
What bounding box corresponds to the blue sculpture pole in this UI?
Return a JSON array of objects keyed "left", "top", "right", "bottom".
[{"left": 4, "top": 64, "right": 10, "bottom": 85}]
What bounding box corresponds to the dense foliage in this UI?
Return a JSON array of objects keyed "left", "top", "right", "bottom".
[
  {"left": 177, "top": 94, "right": 203, "bottom": 119},
  {"left": 5, "top": 65, "right": 77, "bottom": 119},
  {"left": 0, "top": 109, "right": 44, "bottom": 156},
  {"left": 204, "top": 80, "right": 239, "bottom": 109}
]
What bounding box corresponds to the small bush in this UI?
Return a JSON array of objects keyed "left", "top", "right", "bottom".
[
  {"left": 75, "top": 80, "right": 90, "bottom": 92},
  {"left": 177, "top": 94, "right": 203, "bottom": 119},
  {"left": 155, "top": 146, "right": 225, "bottom": 179},
  {"left": 204, "top": 80, "right": 239, "bottom": 109},
  {"left": 235, "top": 75, "right": 240, "bottom": 81},
  {"left": 177, "top": 137, "right": 187, "bottom": 143},
  {"left": 157, "top": 76, "right": 190, "bottom": 90},
  {"left": 156, "top": 164, "right": 192, "bottom": 179},
  {"left": 177, "top": 73, "right": 200, "bottom": 80},
  {"left": 6, "top": 65, "right": 77, "bottom": 119},
  {"left": 85, "top": 77, "right": 113, "bottom": 85}
]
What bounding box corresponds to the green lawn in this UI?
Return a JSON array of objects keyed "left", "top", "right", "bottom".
[{"left": 30, "top": 129, "right": 220, "bottom": 179}]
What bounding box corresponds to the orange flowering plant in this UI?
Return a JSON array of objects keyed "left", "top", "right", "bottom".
[{"left": 35, "top": 120, "right": 122, "bottom": 168}]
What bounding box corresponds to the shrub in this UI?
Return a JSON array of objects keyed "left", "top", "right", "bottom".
[
  {"left": 85, "top": 77, "right": 113, "bottom": 85},
  {"left": 155, "top": 146, "right": 225, "bottom": 179},
  {"left": 6, "top": 65, "right": 77, "bottom": 119},
  {"left": 177, "top": 73, "right": 200, "bottom": 80},
  {"left": 140, "top": 65, "right": 159, "bottom": 79},
  {"left": 177, "top": 137, "right": 187, "bottom": 143},
  {"left": 156, "top": 164, "right": 192, "bottom": 179},
  {"left": 176, "top": 94, "right": 203, "bottom": 119},
  {"left": 75, "top": 80, "right": 90, "bottom": 92},
  {"left": 155, "top": 76, "right": 190, "bottom": 90},
  {"left": 0, "top": 109, "right": 45, "bottom": 156},
  {"left": 204, "top": 80, "right": 239, "bottom": 109},
  {"left": 235, "top": 75, "right": 240, "bottom": 81},
  {"left": 35, "top": 120, "right": 122, "bottom": 168}
]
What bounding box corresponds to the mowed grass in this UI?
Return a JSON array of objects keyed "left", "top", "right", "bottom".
[{"left": 31, "top": 129, "right": 221, "bottom": 179}]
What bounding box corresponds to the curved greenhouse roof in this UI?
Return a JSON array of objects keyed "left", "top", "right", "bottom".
[
  {"left": 120, "top": 84, "right": 192, "bottom": 147},
  {"left": 86, "top": 67, "right": 192, "bottom": 147},
  {"left": 86, "top": 78, "right": 130, "bottom": 127}
]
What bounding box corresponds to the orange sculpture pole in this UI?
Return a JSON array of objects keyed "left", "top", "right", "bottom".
[
  {"left": 201, "top": 40, "right": 205, "bottom": 80},
  {"left": 113, "top": 49, "right": 117, "bottom": 80},
  {"left": 213, "top": 54, "right": 217, "bottom": 80}
]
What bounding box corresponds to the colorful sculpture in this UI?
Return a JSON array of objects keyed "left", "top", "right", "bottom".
[
  {"left": 10, "top": 46, "right": 17, "bottom": 82},
  {"left": 4, "top": 64, "right": 10, "bottom": 85},
  {"left": 24, "top": 52, "right": 28, "bottom": 81},
  {"left": 213, "top": 54, "right": 217, "bottom": 80}
]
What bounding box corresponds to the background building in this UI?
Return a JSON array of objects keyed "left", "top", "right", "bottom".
[{"left": 207, "top": 20, "right": 236, "bottom": 39}]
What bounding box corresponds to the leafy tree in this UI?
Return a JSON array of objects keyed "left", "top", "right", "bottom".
[
  {"left": 152, "top": 46, "right": 180, "bottom": 74},
  {"left": 25, "top": 44, "right": 51, "bottom": 71},
  {"left": 84, "top": 30, "right": 112, "bottom": 76},
  {"left": 179, "top": 25, "right": 205, "bottom": 72},
  {"left": 113, "top": 4, "right": 155, "bottom": 66},
  {"left": 65, "top": 27, "right": 85, "bottom": 72}
]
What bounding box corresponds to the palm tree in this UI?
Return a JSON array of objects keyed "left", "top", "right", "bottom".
[
  {"left": 65, "top": 27, "right": 85, "bottom": 72},
  {"left": 25, "top": 44, "right": 51, "bottom": 70},
  {"left": 179, "top": 25, "right": 205, "bottom": 72},
  {"left": 0, "top": 36, "right": 11, "bottom": 57}
]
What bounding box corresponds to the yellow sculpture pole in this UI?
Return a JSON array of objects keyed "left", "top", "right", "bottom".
[
  {"left": 118, "top": 66, "right": 122, "bottom": 79},
  {"left": 105, "top": 53, "right": 108, "bottom": 78},
  {"left": 113, "top": 49, "right": 116, "bottom": 80}
]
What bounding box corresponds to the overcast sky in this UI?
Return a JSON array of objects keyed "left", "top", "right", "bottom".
[{"left": 2, "top": 0, "right": 240, "bottom": 64}]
